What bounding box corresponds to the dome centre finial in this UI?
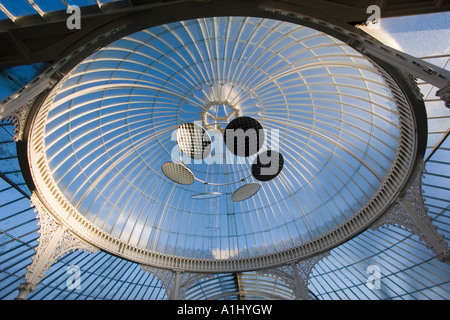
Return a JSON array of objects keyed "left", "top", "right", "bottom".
[{"left": 202, "top": 101, "right": 242, "bottom": 132}]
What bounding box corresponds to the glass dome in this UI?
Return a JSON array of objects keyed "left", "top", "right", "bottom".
[{"left": 41, "top": 16, "right": 400, "bottom": 261}]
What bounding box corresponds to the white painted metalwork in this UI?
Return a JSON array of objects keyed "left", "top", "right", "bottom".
[
  {"left": 371, "top": 160, "right": 450, "bottom": 263},
  {"left": 16, "top": 192, "right": 98, "bottom": 300},
  {"left": 24, "top": 16, "right": 419, "bottom": 273},
  {"left": 260, "top": 3, "right": 450, "bottom": 108}
]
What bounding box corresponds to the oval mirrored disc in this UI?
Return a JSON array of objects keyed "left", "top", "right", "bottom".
[
  {"left": 251, "top": 150, "right": 284, "bottom": 181},
  {"left": 223, "top": 116, "right": 264, "bottom": 157},
  {"left": 232, "top": 183, "right": 261, "bottom": 202},
  {"left": 191, "top": 192, "right": 222, "bottom": 199},
  {"left": 176, "top": 122, "right": 212, "bottom": 159},
  {"left": 161, "top": 162, "right": 195, "bottom": 185}
]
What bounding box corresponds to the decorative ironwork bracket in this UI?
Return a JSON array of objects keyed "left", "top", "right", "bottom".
[
  {"left": 257, "top": 251, "right": 330, "bottom": 300},
  {"left": 140, "top": 266, "right": 214, "bottom": 300},
  {"left": 371, "top": 160, "right": 449, "bottom": 264},
  {"left": 16, "top": 193, "right": 98, "bottom": 300}
]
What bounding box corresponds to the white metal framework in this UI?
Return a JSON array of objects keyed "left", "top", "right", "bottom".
[
  {"left": 0, "top": 1, "right": 448, "bottom": 301},
  {"left": 25, "top": 16, "right": 419, "bottom": 273}
]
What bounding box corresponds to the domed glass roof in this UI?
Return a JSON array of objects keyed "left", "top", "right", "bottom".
[{"left": 43, "top": 16, "right": 400, "bottom": 260}]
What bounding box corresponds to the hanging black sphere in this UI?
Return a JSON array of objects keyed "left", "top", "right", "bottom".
[
  {"left": 223, "top": 116, "right": 264, "bottom": 157},
  {"left": 252, "top": 150, "right": 284, "bottom": 181}
]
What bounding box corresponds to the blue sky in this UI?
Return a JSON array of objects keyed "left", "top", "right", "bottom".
[{"left": 380, "top": 11, "right": 450, "bottom": 57}]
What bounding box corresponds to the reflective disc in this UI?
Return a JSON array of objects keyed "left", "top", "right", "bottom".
[
  {"left": 161, "top": 162, "right": 195, "bottom": 185},
  {"left": 232, "top": 183, "right": 261, "bottom": 202},
  {"left": 191, "top": 192, "right": 222, "bottom": 199}
]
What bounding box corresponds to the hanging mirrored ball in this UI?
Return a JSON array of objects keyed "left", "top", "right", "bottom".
[{"left": 177, "top": 122, "right": 212, "bottom": 160}]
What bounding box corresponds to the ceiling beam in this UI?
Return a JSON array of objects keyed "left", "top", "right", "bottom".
[{"left": 0, "top": 0, "right": 449, "bottom": 69}]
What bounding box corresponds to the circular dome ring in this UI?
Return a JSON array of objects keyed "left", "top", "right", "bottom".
[{"left": 23, "top": 12, "right": 425, "bottom": 272}]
